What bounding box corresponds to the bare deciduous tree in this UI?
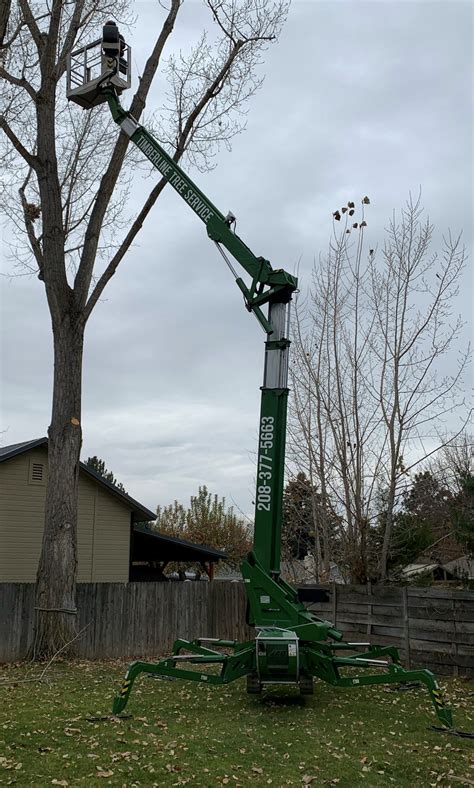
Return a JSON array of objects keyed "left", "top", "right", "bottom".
[
  {"left": 289, "top": 195, "right": 470, "bottom": 582},
  {"left": 0, "top": 0, "right": 288, "bottom": 656}
]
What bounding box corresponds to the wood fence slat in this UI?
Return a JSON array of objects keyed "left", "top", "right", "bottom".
[
  {"left": 409, "top": 638, "right": 455, "bottom": 654},
  {"left": 337, "top": 586, "right": 402, "bottom": 604},
  {"left": 407, "top": 605, "right": 459, "bottom": 621},
  {"left": 336, "top": 612, "right": 371, "bottom": 625},
  {"left": 409, "top": 617, "right": 474, "bottom": 634},
  {"left": 408, "top": 588, "right": 474, "bottom": 602}
]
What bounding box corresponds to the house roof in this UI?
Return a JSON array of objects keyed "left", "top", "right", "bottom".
[
  {"left": 401, "top": 562, "right": 439, "bottom": 578},
  {"left": 0, "top": 437, "right": 155, "bottom": 523},
  {"left": 132, "top": 526, "right": 227, "bottom": 563},
  {"left": 0, "top": 438, "right": 48, "bottom": 462}
]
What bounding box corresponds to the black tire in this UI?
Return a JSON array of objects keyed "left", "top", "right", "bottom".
[
  {"left": 299, "top": 675, "right": 314, "bottom": 695},
  {"left": 246, "top": 673, "right": 262, "bottom": 694}
]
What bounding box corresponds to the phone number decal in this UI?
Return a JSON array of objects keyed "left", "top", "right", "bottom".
[{"left": 257, "top": 416, "right": 274, "bottom": 512}]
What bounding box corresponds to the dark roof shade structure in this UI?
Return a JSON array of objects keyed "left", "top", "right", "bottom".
[
  {"left": 132, "top": 525, "right": 226, "bottom": 564},
  {"left": 0, "top": 439, "right": 228, "bottom": 579}
]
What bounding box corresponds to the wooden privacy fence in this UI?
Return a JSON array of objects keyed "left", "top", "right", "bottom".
[
  {"left": 0, "top": 582, "right": 252, "bottom": 662},
  {"left": 0, "top": 582, "right": 473, "bottom": 675},
  {"left": 304, "top": 583, "right": 474, "bottom": 676}
]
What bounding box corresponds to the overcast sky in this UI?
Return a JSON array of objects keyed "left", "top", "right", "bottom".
[{"left": 1, "top": 0, "right": 472, "bottom": 518}]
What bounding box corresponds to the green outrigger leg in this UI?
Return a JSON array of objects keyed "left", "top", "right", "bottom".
[{"left": 112, "top": 634, "right": 454, "bottom": 731}]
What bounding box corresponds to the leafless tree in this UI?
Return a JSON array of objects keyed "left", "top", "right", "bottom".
[
  {"left": 0, "top": 0, "right": 288, "bottom": 657},
  {"left": 289, "top": 195, "right": 470, "bottom": 582}
]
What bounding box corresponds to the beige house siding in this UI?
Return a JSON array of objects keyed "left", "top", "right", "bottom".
[
  {"left": 77, "top": 475, "right": 96, "bottom": 582},
  {"left": 92, "top": 490, "right": 131, "bottom": 581},
  {"left": 0, "top": 447, "right": 131, "bottom": 582},
  {"left": 0, "top": 448, "right": 48, "bottom": 582}
]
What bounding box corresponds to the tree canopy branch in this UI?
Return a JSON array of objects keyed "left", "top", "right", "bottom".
[{"left": 0, "top": 116, "right": 38, "bottom": 169}]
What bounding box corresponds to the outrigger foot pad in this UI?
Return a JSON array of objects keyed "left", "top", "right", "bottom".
[{"left": 429, "top": 726, "right": 474, "bottom": 739}]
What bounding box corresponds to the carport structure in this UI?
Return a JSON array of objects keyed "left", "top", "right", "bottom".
[{"left": 130, "top": 526, "right": 227, "bottom": 581}]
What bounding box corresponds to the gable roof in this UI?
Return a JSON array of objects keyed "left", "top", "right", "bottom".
[
  {"left": 0, "top": 437, "right": 155, "bottom": 523},
  {"left": 0, "top": 438, "right": 48, "bottom": 462}
]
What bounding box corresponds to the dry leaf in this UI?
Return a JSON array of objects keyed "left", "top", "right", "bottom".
[{"left": 96, "top": 768, "right": 114, "bottom": 778}]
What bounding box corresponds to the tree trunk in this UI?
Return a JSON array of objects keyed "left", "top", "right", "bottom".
[
  {"left": 379, "top": 488, "right": 396, "bottom": 583},
  {"left": 33, "top": 314, "right": 84, "bottom": 659}
]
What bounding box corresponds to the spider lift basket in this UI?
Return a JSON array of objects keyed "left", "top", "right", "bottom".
[{"left": 66, "top": 24, "right": 131, "bottom": 109}]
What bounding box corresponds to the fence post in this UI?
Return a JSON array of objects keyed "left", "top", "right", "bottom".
[
  {"left": 402, "top": 586, "right": 411, "bottom": 669},
  {"left": 366, "top": 581, "right": 372, "bottom": 637},
  {"left": 331, "top": 582, "right": 337, "bottom": 627},
  {"left": 452, "top": 597, "right": 459, "bottom": 677}
]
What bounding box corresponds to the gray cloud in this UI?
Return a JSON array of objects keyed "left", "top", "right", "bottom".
[{"left": 1, "top": 0, "right": 472, "bottom": 516}]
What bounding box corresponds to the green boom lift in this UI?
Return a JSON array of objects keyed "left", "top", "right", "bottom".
[{"left": 66, "top": 23, "right": 468, "bottom": 736}]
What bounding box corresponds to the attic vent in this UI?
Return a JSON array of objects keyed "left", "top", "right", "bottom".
[
  {"left": 28, "top": 459, "right": 46, "bottom": 485},
  {"left": 32, "top": 463, "right": 43, "bottom": 481}
]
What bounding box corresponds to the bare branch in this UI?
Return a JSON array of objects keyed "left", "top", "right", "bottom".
[
  {"left": 0, "top": 64, "right": 36, "bottom": 98},
  {"left": 0, "top": 115, "right": 38, "bottom": 169},
  {"left": 19, "top": 168, "right": 44, "bottom": 276},
  {"left": 17, "top": 0, "right": 43, "bottom": 51}
]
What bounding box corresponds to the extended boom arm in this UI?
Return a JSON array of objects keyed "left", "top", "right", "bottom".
[
  {"left": 102, "top": 86, "right": 297, "bottom": 580},
  {"left": 104, "top": 89, "right": 297, "bottom": 335}
]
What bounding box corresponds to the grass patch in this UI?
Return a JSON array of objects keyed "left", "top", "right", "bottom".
[{"left": 0, "top": 661, "right": 473, "bottom": 786}]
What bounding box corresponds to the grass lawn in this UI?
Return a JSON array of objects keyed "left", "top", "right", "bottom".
[{"left": 0, "top": 661, "right": 473, "bottom": 787}]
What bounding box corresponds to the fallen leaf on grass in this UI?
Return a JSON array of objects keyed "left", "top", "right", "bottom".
[
  {"left": 0, "top": 758, "right": 22, "bottom": 771},
  {"left": 165, "top": 764, "right": 181, "bottom": 773},
  {"left": 302, "top": 777, "right": 318, "bottom": 785},
  {"left": 95, "top": 768, "right": 114, "bottom": 778},
  {"left": 51, "top": 781, "right": 68, "bottom": 787}
]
